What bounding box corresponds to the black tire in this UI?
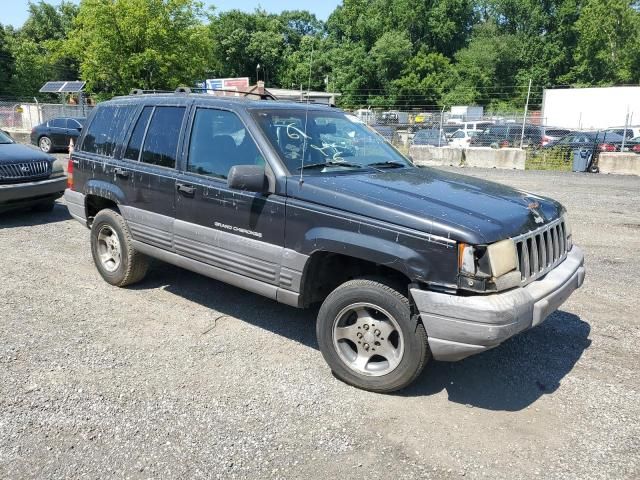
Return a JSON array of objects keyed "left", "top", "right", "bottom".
[
  {"left": 90, "top": 208, "right": 149, "bottom": 287},
  {"left": 39, "top": 136, "right": 53, "bottom": 153},
  {"left": 316, "top": 278, "right": 430, "bottom": 393},
  {"left": 32, "top": 200, "right": 55, "bottom": 212},
  {"left": 589, "top": 165, "right": 599, "bottom": 174}
]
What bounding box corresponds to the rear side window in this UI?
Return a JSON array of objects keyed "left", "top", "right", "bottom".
[
  {"left": 50, "top": 118, "right": 66, "bottom": 128},
  {"left": 124, "top": 106, "right": 153, "bottom": 161},
  {"left": 81, "top": 105, "right": 135, "bottom": 157},
  {"left": 67, "top": 119, "right": 82, "bottom": 129},
  {"left": 141, "top": 106, "right": 186, "bottom": 169}
]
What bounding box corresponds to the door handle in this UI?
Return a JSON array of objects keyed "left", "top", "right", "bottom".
[
  {"left": 114, "top": 167, "right": 129, "bottom": 178},
  {"left": 177, "top": 183, "right": 196, "bottom": 197}
]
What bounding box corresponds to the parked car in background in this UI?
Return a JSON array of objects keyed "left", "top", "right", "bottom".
[
  {"left": 442, "top": 124, "right": 462, "bottom": 139},
  {"left": 0, "top": 129, "right": 66, "bottom": 212},
  {"left": 412, "top": 128, "right": 448, "bottom": 146},
  {"left": 470, "top": 124, "right": 544, "bottom": 148},
  {"left": 605, "top": 126, "right": 640, "bottom": 140},
  {"left": 543, "top": 131, "right": 627, "bottom": 152},
  {"left": 370, "top": 124, "right": 398, "bottom": 144},
  {"left": 30, "top": 117, "right": 86, "bottom": 153},
  {"left": 448, "top": 129, "right": 481, "bottom": 147},
  {"left": 629, "top": 137, "right": 640, "bottom": 153},
  {"left": 379, "top": 111, "right": 409, "bottom": 125},
  {"left": 541, "top": 127, "right": 573, "bottom": 147},
  {"left": 445, "top": 121, "right": 493, "bottom": 134}
]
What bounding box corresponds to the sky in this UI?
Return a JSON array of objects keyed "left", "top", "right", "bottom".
[{"left": 1, "top": 0, "right": 342, "bottom": 28}]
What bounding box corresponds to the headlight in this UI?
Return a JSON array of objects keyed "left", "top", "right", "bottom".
[
  {"left": 51, "top": 158, "right": 65, "bottom": 176},
  {"left": 486, "top": 239, "right": 518, "bottom": 277},
  {"left": 458, "top": 239, "right": 519, "bottom": 291}
]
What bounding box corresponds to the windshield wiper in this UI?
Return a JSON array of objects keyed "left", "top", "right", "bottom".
[
  {"left": 366, "top": 161, "right": 407, "bottom": 169},
  {"left": 297, "top": 161, "right": 364, "bottom": 171}
]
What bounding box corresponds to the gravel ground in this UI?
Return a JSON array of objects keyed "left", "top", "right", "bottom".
[{"left": 1, "top": 162, "right": 639, "bottom": 479}]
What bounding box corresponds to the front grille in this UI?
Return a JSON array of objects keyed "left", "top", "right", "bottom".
[
  {"left": 0, "top": 161, "right": 51, "bottom": 183},
  {"left": 512, "top": 217, "right": 570, "bottom": 285}
]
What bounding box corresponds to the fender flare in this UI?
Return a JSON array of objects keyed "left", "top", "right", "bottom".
[{"left": 85, "top": 179, "right": 127, "bottom": 206}]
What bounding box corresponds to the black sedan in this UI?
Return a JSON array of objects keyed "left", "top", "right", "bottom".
[
  {"left": 543, "top": 131, "right": 627, "bottom": 151},
  {"left": 1, "top": 130, "right": 67, "bottom": 213},
  {"left": 30, "top": 117, "right": 85, "bottom": 153}
]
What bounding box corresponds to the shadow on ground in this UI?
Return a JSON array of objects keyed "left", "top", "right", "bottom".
[
  {"left": 133, "top": 262, "right": 591, "bottom": 412},
  {"left": 401, "top": 311, "right": 591, "bottom": 411},
  {"left": 0, "top": 200, "right": 71, "bottom": 228}
]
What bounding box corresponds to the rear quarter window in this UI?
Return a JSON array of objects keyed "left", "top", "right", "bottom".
[
  {"left": 140, "top": 106, "right": 186, "bottom": 169},
  {"left": 81, "top": 105, "right": 136, "bottom": 157}
]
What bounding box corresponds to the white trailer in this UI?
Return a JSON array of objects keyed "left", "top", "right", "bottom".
[
  {"left": 542, "top": 87, "right": 640, "bottom": 130},
  {"left": 449, "top": 106, "right": 484, "bottom": 122}
]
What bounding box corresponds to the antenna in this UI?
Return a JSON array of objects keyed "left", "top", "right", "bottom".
[{"left": 299, "top": 42, "right": 314, "bottom": 184}]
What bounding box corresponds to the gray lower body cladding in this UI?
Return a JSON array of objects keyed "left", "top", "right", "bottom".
[
  {"left": 63, "top": 191, "right": 306, "bottom": 307},
  {"left": 411, "top": 246, "right": 585, "bottom": 361},
  {"left": 64, "top": 189, "right": 87, "bottom": 224}
]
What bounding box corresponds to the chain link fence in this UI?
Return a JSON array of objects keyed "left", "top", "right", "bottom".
[{"left": 0, "top": 100, "right": 94, "bottom": 133}]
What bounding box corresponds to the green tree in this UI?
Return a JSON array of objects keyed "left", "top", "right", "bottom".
[
  {"left": 391, "top": 50, "right": 453, "bottom": 108},
  {"left": 566, "top": 0, "right": 640, "bottom": 84},
  {"left": 67, "top": 0, "right": 210, "bottom": 97},
  {"left": 0, "top": 25, "right": 15, "bottom": 96}
]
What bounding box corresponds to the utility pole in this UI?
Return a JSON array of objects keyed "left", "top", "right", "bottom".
[
  {"left": 439, "top": 105, "right": 446, "bottom": 148},
  {"left": 621, "top": 105, "right": 629, "bottom": 152},
  {"left": 520, "top": 79, "right": 532, "bottom": 149}
]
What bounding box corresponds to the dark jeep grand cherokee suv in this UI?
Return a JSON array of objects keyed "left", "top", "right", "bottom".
[
  {"left": 1, "top": 130, "right": 66, "bottom": 213},
  {"left": 64, "top": 92, "right": 585, "bottom": 392}
]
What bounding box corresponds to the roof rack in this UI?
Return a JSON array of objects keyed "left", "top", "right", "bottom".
[
  {"left": 128, "top": 86, "right": 277, "bottom": 101},
  {"left": 129, "top": 89, "right": 173, "bottom": 95},
  {"left": 186, "top": 86, "right": 277, "bottom": 101}
]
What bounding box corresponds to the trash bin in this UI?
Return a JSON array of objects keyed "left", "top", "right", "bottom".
[{"left": 572, "top": 148, "right": 590, "bottom": 172}]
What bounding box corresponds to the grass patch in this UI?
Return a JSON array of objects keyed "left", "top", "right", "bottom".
[{"left": 526, "top": 148, "right": 573, "bottom": 171}]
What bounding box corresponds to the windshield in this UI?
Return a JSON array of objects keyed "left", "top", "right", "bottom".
[
  {"left": 252, "top": 109, "right": 412, "bottom": 175},
  {"left": 0, "top": 130, "right": 14, "bottom": 144}
]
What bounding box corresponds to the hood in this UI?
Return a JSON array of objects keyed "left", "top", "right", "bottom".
[
  {"left": 0, "top": 143, "right": 54, "bottom": 164},
  {"left": 287, "top": 167, "right": 564, "bottom": 244}
]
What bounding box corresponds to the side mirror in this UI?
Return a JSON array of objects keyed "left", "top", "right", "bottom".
[{"left": 227, "top": 165, "right": 268, "bottom": 193}]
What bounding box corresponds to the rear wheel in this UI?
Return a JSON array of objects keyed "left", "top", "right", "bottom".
[
  {"left": 90, "top": 209, "right": 149, "bottom": 287},
  {"left": 39, "top": 136, "right": 53, "bottom": 153},
  {"left": 316, "top": 278, "right": 430, "bottom": 393}
]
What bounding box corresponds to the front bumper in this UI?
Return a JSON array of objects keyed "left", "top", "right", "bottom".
[
  {"left": 411, "top": 246, "right": 585, "bottom": 361},
  {"left": 0, "top": 176, "right": 66, "bottom": 209}
]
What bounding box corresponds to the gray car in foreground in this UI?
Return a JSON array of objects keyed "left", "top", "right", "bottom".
[
  {"left": 64, "top": 91, "right": 584, "bottom": 392},
  {"left": 0, "top": 130, "right": 67, "bottom": 213}
]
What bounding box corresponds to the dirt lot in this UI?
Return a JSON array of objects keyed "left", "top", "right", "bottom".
[{"left": 1, "top": 165, "right": 639, "bottom": 479}]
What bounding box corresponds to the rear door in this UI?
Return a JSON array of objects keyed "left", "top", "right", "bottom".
[
  {"left": 65, "top": 118, "right": 83, "bottom": 145},
  {"left": 48, "top": 118, "right": 68, "bottom": 148},
  {"left": 118, "top": 105, "right": 188, "bottom": 251},
  {"left": 174, "top": 106, "right": 286, "bottom": 287}
]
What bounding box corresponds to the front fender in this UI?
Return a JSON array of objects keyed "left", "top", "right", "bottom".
[
  {"left": 305, "top": 227, "right": 421, "bottom": 278},
  {"left": 300, "top": 223, "right": 458, "bottom": 286}
]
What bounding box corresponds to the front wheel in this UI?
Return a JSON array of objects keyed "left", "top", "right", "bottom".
[{"left": 316, "top": 278, "right": 430, "bottom": 393}]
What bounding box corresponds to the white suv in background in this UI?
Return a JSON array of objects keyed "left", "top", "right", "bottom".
[{"left": 448, "top": 129, "right": 481, "bottom": 147}]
